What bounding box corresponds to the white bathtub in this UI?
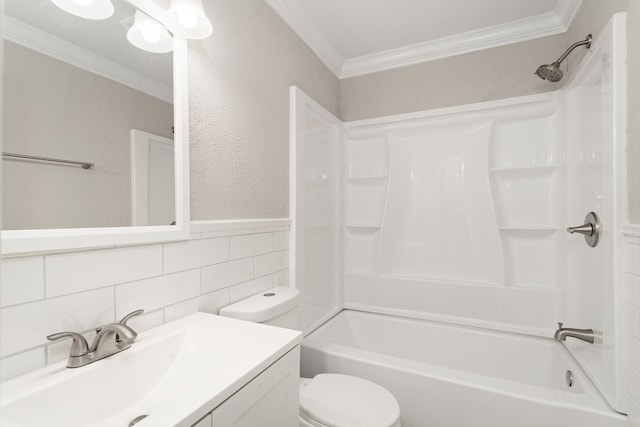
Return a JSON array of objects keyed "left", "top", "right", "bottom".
[{"left": 301, "top": 310, "right": 627, "bottom": 427}]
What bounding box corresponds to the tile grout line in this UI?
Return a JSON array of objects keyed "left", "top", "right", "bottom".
[{"left": 42, "top": 255, "right": 48, "bottom": 299}]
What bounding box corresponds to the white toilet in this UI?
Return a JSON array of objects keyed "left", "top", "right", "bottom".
[{"left": 220, "top": 286, "right": 401, "bottom": 427}]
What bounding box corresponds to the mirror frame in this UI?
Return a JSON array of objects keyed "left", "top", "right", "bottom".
[{"left": 1, "top": 5, "right": 190, "bottom": 256}]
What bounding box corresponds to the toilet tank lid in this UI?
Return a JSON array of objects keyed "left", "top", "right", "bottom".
[{"left": 219, "top": 286, "right": 299, "bottom": 323}]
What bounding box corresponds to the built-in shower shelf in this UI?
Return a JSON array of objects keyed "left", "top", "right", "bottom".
[
  {"left": 344, "top": 175, "right": 389, "bottom": 182},
  {"left": 489, "top": 165, "right": 560, "bottom": 173}
]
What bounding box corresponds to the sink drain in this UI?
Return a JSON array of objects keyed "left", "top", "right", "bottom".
[{"left": 129, "top": 415, "right": 148, "bottom": 426}]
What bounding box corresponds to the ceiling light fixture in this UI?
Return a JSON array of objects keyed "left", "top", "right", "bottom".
[
  {"left": 166, "top": 0, "right": 212, "bottom": 39},
  {"left": 127, "top": 10, "right": 173, "bottom": 53},
  {"left": 51, "top": 0, "right": 114, "bottom": 20}
]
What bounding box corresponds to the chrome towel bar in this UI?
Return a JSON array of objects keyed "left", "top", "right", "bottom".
[{"left": 3, "top": 152, "right": 94, "bottom": 169}]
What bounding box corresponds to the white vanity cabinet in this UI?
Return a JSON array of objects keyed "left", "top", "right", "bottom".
[{"left": 191, "top": 347, "right": 300, "bottom": 427}]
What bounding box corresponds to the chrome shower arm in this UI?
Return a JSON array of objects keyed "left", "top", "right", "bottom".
[{"left": 554, "top": 34, "right": 592, "bottom": 65}]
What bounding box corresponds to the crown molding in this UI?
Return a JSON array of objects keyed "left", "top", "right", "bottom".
[
  {"left": 4, "top": 17, "right": 173, "bottom": 103},
  {"left": 556, "top": 0, "right": 583, "bottom": 28},
  {"left": 264, "top": 0, "right": 344, "bottom": 76},
  {"left": 341, "top": 3, "right": 581, "bottom": 78},
  {"left": 265, "top": 0, "right": 582, "bottom": 79}
]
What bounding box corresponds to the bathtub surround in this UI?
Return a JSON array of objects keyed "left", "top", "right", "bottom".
[
  {"left": 337, "top": 93, "right": 566, "bottom": 336},
  {"left": 188, "top": 0, "right": 339, "bottom": 220},
  {"left": 337, "top": 0, "right": 640, "bottom": 225},
  {"left": 565, "top": 0, "right": 640, "bottom": 226},
  {"left": 291, "top": 11, "right": 628, "bottom": 416},
  {"left": 0, "top": 221, "right": 290, "bottom": 381}
]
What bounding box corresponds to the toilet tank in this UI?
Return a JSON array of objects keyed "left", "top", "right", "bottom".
[{"left": 219, "top": 286, "right": 301, "bottom": 330}]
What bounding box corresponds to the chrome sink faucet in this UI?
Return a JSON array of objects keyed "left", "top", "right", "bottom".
[
  {"left": 47, "top": 309, "right": 144, "bottom": 368},
  {"left": 553, "top": 322, "right": 595, "bottom": 344}
]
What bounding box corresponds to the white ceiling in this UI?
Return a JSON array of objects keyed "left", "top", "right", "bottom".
[{"left": 265, "top": 0, "right": 583, "bottom": 78}]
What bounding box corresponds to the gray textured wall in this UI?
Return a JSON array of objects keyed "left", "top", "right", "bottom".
[
  {"left": 338, "top": 34, "right": 568, "bottom": 121},
  {"left": 188, "top": 0, "right": 339, "bottom": 220}
]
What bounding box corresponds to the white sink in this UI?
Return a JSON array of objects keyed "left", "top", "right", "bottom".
[{"left": 0, "top": 313, "right": 302, "bottom": 427}]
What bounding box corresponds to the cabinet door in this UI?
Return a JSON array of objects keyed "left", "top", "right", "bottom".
[{"left": 211, "top": 347, "right": 300, "bottom": 427}]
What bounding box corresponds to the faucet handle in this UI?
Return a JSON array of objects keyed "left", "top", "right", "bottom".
[
  {"left": 119, "top": 309, "right": 144, "bottom": 326},
  {"left": 46, "top": 332, "right": 89, "bottom": 356}
]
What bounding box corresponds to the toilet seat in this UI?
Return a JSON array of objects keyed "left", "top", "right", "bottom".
[{"left": 299, "top": 374, "right": 401, "bottom": 427}]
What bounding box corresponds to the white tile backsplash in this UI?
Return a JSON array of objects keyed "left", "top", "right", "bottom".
[
  {"left": 230, "top": 276, "right": 273, "bottom": 303},
  {"left": 273, "top": 231, "right": 291, "bottom": 251},
  {"left": 165, "top": 297, "right": 200, "bottom": 322},
  {"left": 230, "top": 233, "right": 273, "bottom": 259},
  {"left": 202, "top": 228, "right": 254, "bottom": 239},
  {"left": 201, "top": 258, "right": 254, "bottom": 293},
  {"left": 46, "top": 245, "right": 163, "bottom": 297},
  {"left": 115, "top": 269, "right": 201, "bottom": 318},
  {"left": 0, "top": 348, "right": 45, "bottom": 382},
  {"left": 126, "top": 310, "right": 165, "bottom": 333},
  {"left": 0, "top": 288, "right": 114, "bottom": 357},
  {"left": 199, "top": 289, "right": 230, "bottom": 315},
  {"left": 254, "top": 250, "right": 289, "bottom": 277},
  {"left": 1, "top": 256, "right": 45, "bottom": 307},
  {"left": 273, "top": 269, "right": 290, "bottom": 287},
  {"left": 163, "top": 237, "right": 230, "bottom": 274},
  {"left": 0, "top": 225, "right": 290, "bottom": 381}
]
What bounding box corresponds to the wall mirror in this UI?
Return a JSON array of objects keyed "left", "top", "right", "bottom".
[{"left": 1, "top": 0, "right": 190, "bottom": 255}]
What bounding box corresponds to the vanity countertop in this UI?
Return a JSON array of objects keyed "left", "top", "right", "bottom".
[{"left": 0, "top": 312, "right": 302, "bottom": 427}]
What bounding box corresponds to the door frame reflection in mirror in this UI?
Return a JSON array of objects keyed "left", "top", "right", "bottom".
[{"left": 1, "top": 34, "right": 191, "bottom": 256}]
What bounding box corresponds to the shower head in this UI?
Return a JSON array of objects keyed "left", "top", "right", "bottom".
[
  {"left": 535, "top": 34, "right": 592, "bottom": 82},
  {"left": 535, "top": 62, "right": 563, "bottom": 82}
]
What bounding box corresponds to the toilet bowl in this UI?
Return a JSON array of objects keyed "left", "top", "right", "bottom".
[
  {"left": 219, "top": 286, "right": 401, "bottom": 427},
  {"left": 299, "top": 374, "right": 401, "bottom": 427}
]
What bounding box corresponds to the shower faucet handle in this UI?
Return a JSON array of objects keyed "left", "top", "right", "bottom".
[
  {"left": 566, "top": 224, "right": 594, "bottom": 235},
  {"left": 566, "top": 212, "right": 600, "bottom": 248}
]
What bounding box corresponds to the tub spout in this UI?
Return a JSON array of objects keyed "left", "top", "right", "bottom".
[{"left": 554, "top": 323, "right": 594, "bottom": 344}]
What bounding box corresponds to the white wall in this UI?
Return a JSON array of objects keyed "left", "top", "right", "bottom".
[
  {"left": 188, "top": 0, "right": 339, "bottom": 220},
  {"left": 3, "top": 41, "right": 173, "bottom": 230},
  {"left": 0, "top": 224, "right": 290, "bottom": 381}
]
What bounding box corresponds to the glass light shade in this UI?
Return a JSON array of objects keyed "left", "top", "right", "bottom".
[
  {"left": 127, "top": 10, "right": 173, "bottom": 53},
  {"left": 167, "top": 0, "right": 212, "bottom": 40},
  {"left": 50, "top": 0, "right": 114, "bottom": 20}
]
